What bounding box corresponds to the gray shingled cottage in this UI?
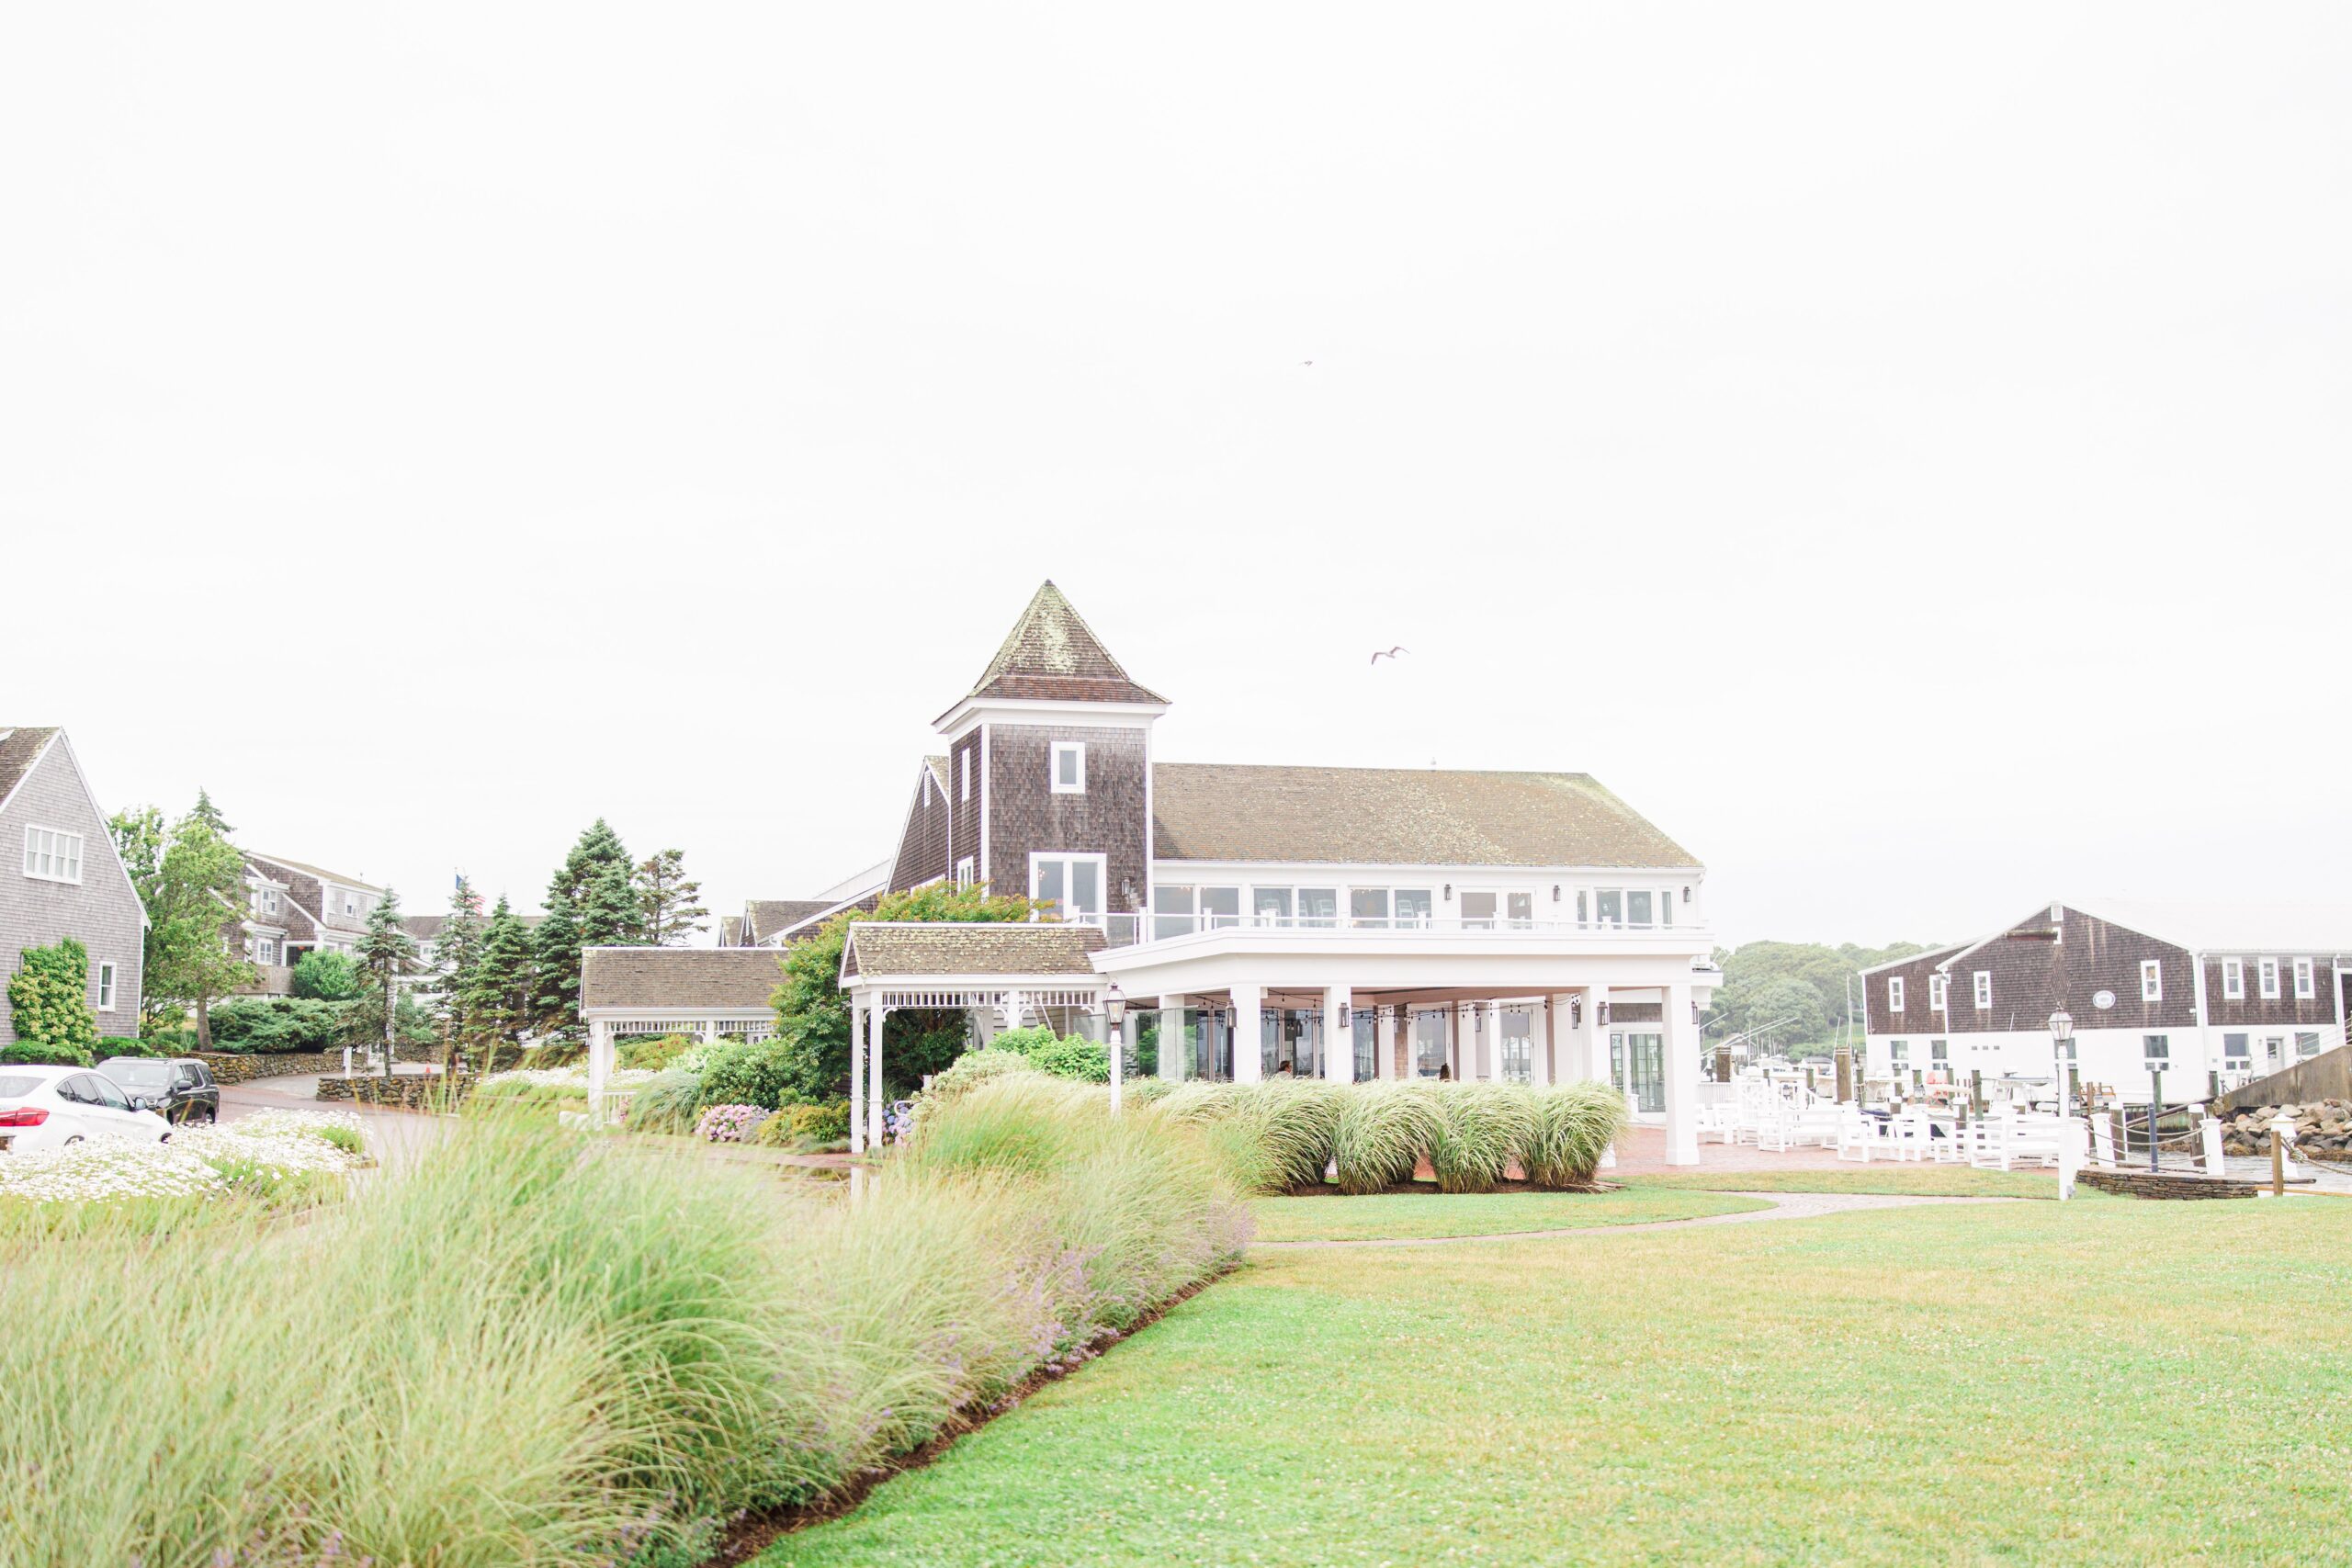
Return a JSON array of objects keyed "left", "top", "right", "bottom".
[{"left": 0, "top": 727, "right": 147, "bottom": 1045}]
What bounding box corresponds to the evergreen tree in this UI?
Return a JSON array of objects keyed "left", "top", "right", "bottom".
[
  {"left": 187, "top": 788, "right": 234, "bottom": 838},
  {"left": 433, "top": 875, "right": 488, "bottom": 1071},
  {"left": 534, "top": 818, "right": 637, "bottom": 1038},
  {"left": 354, "top": 887, "right": 419, "bottom": 1074},
  {"left": 466, "top": 897, "right": 537, "bottom": 1054},
  {"left": 633, "top": 848, "right": 708, "bottom": 946}
]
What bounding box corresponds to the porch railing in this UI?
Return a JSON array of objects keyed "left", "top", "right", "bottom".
[{"left": 1073, "top": 911, "right": 1706, "bottom": 950}]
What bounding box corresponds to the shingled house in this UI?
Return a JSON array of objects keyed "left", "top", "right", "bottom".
[
  {"left": 1860, "top": 899, "right": 2352, "bottom": 1103},
  {"left": 587, "top": 581, "right": 1720, "bottom": 1161},
  {"left": 1, "top": 727, "right": 147, "bottom": 1044},
  {"left": 231, "top": 852, "right": 390, "bottom": 996}
]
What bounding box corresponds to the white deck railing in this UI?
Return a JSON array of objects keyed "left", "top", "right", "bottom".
[{"left": 1073, "top": 911, "right": 1707, "bottom": 949}]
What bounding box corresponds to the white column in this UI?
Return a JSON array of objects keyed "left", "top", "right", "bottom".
[
  {"left": 1549, "top": 995, "right": 1580, "bottom": 1083},
  {"left": 1586, "top": 986, "right": 1612, "bottom": 1085},
  {"left": 868, "top": 1002, "right": 888, "bottom": 1146},
  {"left": 1232, "top": 985, "right": 1263, "bottom": 1083},
  {"left": 1323, "top": 986, "right": 1352, "bottom": 1083},
  {"left": 1156, "top": 997, "right": 1183, "bottom": 1079},
  {"left": 1663, "top": 982, "right": 1699, "bottom": 1167},
  {"left": 587, "top": 1018, "right": 613, "bottom": 1124},
  {"left": 847, "top": 998, "right": 865, "bottom": 1154},
  {"left": 1373, "top": 1007, "right": 1395, "bottom": 1080},
  {"left": 1530, "top": 998, "right": 1552, "bottom": 1088},
  {"left": 1453, "top": 1002, "right": 1472, "bottom": 1080}
]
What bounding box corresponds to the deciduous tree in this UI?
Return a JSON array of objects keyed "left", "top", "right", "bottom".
[
  {"left": 633, "top": 848, "right": 708, "bottom": 947},
  {"left": 111, "top": 797, "right": 255, "bottom": 1047}
]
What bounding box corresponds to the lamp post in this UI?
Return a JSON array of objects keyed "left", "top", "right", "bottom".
[
  {"left": 2049, "top": 1008, "right": 2076, "bottom": 1201},
  {"left": 1103, "top": 982, "right": 1128, "bottom": 1114}
]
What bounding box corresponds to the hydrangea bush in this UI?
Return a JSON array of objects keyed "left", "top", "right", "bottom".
[{"left": 693, "top": 1103, "right": 769, "bottom": 1144}]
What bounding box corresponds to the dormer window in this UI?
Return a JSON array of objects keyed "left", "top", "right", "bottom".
[
  {"left": 1887, "top": 976, "right": 1905, "bottom": 1013},
  {"left": 1051, "top": 742, "right": 1086, "bottom": 795},
  {"left": 2222, "top": 958, "right": 2244, "bottom": 999}
]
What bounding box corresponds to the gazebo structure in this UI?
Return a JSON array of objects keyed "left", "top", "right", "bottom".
[
  {"left": 582, "top": 946, "right": 786, "bottom": 1120},
  {"left": 838, "top": 921, "right": 1109, "bottom": 1150}
]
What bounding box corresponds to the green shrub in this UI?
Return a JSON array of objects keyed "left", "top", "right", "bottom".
[
  {"left": 288, "top": 950, "right": 365, "bottom": 1001},
  {"left": 988, "top": 1025, "right": 1111, "bottom": 1083},
  {"left": 1330, "top": 1083, "right": 1443, "bottom": 1193},
  {"left": 205, "top": 998, "right": 352, "bottom": 1053},
  {"left": 622, "top": 1068, "right": 705, "bottom": 1134},
  {"left": 96, "top": 1036, "right": 164, "bottom": 1059},
  {"left": 616, "top": 1032, "right": 695, "bottom": 1070},
  {"left": 920, "top": 1048, "right": 1043, "bottom": 1105},
  {"left": 3, "top": 939, "right": 97, "bottom": 1066},
  {"left": 695, "top": 1039, "right": 792, "bottom": 1111}
]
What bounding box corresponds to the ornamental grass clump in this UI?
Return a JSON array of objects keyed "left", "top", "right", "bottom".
[
  {"left": 1521, "top": 1081, "right": 1630, "bottom": 1189},
  {"left": 622, "top": 1066, "right": 706, "bottom": 1133},
  {"left": 1229, "top": 1079, "right": 1348, "bottom": 1190},
  {"left": 1330, "top": 1082, "right": 1444, "bottom": 1193},
  {"left": 1426, "top": 1083, "right": 1540, "bottom": 1193}
]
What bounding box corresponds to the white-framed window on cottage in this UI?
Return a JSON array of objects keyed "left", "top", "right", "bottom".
[
  {"left": 960, "top": 749, "right": 972, "bottom": 803},
  {"left": 2140, "top": 960, "right": 2162, "bottom": 1003},
  {"left": 1050, "top": 742, "right": 1086, "bottom": 795},
  {"left": 22, "top": 825, "right": 84, "bottom": 884},
  {"left": 2143, "top": 1034, "right": 2170, "bottom": 1071},
  {"left": 1394, "top": 889, "right": 1433, "bottom": 928},
  {"left": 2293, "top": 958, "right": 2315, "bottom": 1000},
  {"left": 96, "top": 962, "right": 116, "bottom": 1011},
  {"left": 1029, "top": 852, "right": 1105, "bottom": 924},
  {"left": 1887, "top": 976, "right": 1905, "bottom": 1014},
  {"left": 2259, "top": 958, "right": 2280, "bottom": 999},
  {"left": 1889, "top": 1039, "right": 1909, "bottom": 1065},
  {"left": 1973, "top": 971, "right": 1991, "bottom": 1010},
  {"left": 257, "top": 938, "right": 278, "bottom": 964},
  {"left": 2223, "top": 1032, "right": 2250, "bottom": 1066},
  {"left": 2222, "top": 958, "right": 2244, "bottom": 1000},
  {"left": 954, "top": 855, "right": 975, "bottom": 887},
  {"left": 1928, "top": 974, "right": 1947, "bottom": 1012}
]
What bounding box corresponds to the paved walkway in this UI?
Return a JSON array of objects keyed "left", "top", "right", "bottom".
[
  {"left": 1253, "top": 1190, "right": 2018, "bottom": 1250},
  {"left": 220, "top": 1074, "right": 443, "bottom": 1168}
]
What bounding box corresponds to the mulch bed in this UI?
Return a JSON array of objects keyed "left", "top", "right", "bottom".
[{"left": 701, "top": 1269, "right": 1228, "bottom": 1564}]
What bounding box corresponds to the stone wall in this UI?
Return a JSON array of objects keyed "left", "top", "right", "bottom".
[
  {"left": 2078, "top": 1169, "right": 2260, "bottom": 1201},
  {"left": 313, "top": 1074, "right": 472, "bottom": 1112},
  {"left": 194, "top": 1050, "right": 344, "bottom": 1085},
  {"left": 2218, "top": 1099, "right": 2352, "bottom": 1157}
]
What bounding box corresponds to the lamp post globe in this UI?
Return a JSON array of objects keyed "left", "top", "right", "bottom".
[{"left": 2048, "top": 1009, "right": 2073, "bottom": 1114}]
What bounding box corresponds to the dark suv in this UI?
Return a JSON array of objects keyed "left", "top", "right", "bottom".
[{"left": 96, "top": 1057, "right": 220, "bottom": 1124}]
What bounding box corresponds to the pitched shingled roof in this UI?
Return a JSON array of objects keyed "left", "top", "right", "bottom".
[
  {"left": 581, "top": 947, "right": 785, "bottom": 1010},
  {"left": 247, "top": 852, "right": 383, "bottom": 893},
  {"left": 746, "top": 899, "right": 836, "bottom": 942},
  {"left": 0, "top": 727, "right": 61, "bottom": 810},
  {"left": 1150, "top": 764, "right": 1700, "bottom": 869},
  {"left": 944, "top": 581, "right": 1167, "bottom": 715},
  {"left": 841, "top": 921, "right": 1107, "bottom": 980}
]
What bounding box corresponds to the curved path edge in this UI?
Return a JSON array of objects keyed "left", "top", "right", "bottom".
[{"left": 1253, "top": 1189, "right": 2021, "bottom": 1250}]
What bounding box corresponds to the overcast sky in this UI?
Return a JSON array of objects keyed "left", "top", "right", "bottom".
[{"left": 6, "top": 3, "right": 2346, "bottom": 950}]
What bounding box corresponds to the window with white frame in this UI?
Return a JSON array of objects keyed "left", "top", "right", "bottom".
[
  {"left": 1973, "top": 971, "right": 1991, "bottom": 1010},
  {"left": 960, "top": 749, "right": 972, "bottom": 802},
  {"left": 1928, "top": 973, "right": 1946, "bottom": 1011},
  {"left": 2259, "top": 958, "right": 2280, "bottom": 999},
  {"left": 1029, "top": 852, "right": 1105, "bottom": 923},
  {"left": 257, "top": 937, "right": 278, "bottom": 964},
  {"left": 2143, "top": 1034, "right": 2169, "bottom": 1069},
  {"left": 21, "top": 825, "right": 84, "bottom": 884},
  {"left": 1049, "top": 742, "right": 1086, "bottom": 795},
  {"left": 96, "top": 962, "right": 116, "bottom": 1010},
  {"left": 1887, "top": 976, "right": 1905, "bottom": 1013},
  {"left": 954, "top": 856, "right": 975, "bottom": 887},
  {"left": 1889, "top": 1039, "right": 1909, "bottom": 1064},
  {"left": 2223, "top": 1032, "right": 2249, "bottom": 1064},
  {"left": 2140, "top": 960, "right": 2162, "bottom": 1003},
  {"left": 2222, "top": 958, "right": 2244, "bottom": 999},
  {"left": 1394, "top": 889, "right": 1433, "bottom": 928},
  {"left": 2296, "top": 1032, "right": 2323, "bottom": 1059},
  {"left": 1929, "top": 1039, "right": 1949, "bottom": 1065},
  {"left": 2294, "top": 957, "right": 2315, "bottom": 1000}
]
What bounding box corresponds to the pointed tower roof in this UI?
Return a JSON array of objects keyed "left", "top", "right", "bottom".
[{"left": 941, "top": 581, "right": 1168, "bottom": 720}]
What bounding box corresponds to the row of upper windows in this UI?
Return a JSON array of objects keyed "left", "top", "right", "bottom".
[
  {"left": 22, "top": 825, "right": 83, "bottom": 884},
  {"left": 1890, "top": 955, "right": 2318, "bottom": 1014},
  {"left": 1891, "top": 1032, "right": 2328, "bottom": 1067}
]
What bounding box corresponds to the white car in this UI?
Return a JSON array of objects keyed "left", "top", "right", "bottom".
[{"left": 0, "top": 1065, "right": 173, "bottom": 1153}]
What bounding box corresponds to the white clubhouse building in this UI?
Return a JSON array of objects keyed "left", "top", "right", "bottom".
[{"left": 589, "top": 582, "right": 1720, "bottom": 1161}]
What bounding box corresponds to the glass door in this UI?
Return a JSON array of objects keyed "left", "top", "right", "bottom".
[
  {"left": 1498, "top": 1010, "right": 1533, "bottom": 1083},
  {"left": 1611, "top": 1031, "right": 1664, "bottom": 1112},
  {"left": 1460, "top": 891, "right": 1498, "bottom": 930}
]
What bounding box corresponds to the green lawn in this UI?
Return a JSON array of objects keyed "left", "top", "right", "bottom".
[
  {"left": 1627, "top": 1166, "right": 2059, "bottom": 1199},
  {"left": 1250, "top": 1186, "right": 1768, "bottom": 1242},
  {"left": 762, "top": 1193, "right": 2347, "bottom": 1567}
]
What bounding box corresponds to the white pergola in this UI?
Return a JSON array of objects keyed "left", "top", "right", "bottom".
[
  {"left": 837, "top": 922, "right": 1110, "bottom": 1152},
  {"left": 580, "top": 946, "right": 789, "bottom": 1122}
]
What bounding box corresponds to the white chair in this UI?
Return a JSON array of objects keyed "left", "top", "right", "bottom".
[{"left": 1835, "top": 1106, "right": 1872, "bottom": 1162}]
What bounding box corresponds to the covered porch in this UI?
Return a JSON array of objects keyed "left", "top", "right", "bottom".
[
  {"left": 582, "top": 946, "right": 786, "bottom": 1120},
  {"left": 1092, "top": 924, "right": 1719, "bottom": 1166}
]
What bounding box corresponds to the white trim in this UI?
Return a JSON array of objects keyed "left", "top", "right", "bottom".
[
  {"left": 96, "top": 961, "right": 116, "bottom": 1011},
  {"left": 955, "top": 855, "right": 976, "bottom": 887},
  {"left": 1886, "top": 975, "right": 1904, "bottom": 1013},
  {"left": 934, "top": 696, "right": 1168, "bottom": 738},
  {"left": 1973, "top": 970, "right": 1992, "bottom": 1010},
  {"left": 20, "top": 822, "right": 85, "bottom": 885},
  {"left": 2259, "top": 957, "right": 2280, "bottom": 999},
  {"left": 2222, "top": 956, "right": 2244, "bottom": 999},
  {"left": 1928, "top": 973, "right": 1947, "bottom": 1012},
  {"left": 1029, "top": 851, "right": 1109, "bottom": 921},
  {"left": 2140, "top": 959, "right": 2162, "bottom": 1003},
  {"left": 1050, "top": 740, "right": 1087, "bottom": 795},
  {"left": 978, "top": 725, "right": 992, "bottom": 888},
  {"left": 2294, "top": 956, "right": 2315, "bottom": 1000}
]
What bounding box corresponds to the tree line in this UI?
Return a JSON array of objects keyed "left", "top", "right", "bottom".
[{"left": 1703, "top": 938, "right": 1936, "bottom": 1056}]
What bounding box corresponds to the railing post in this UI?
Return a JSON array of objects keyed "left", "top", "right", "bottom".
[
  {"left": 2198, "top": 1106, "right": 2224, "bottom": 1178},
  {"left": 2148, "top": 1069, "right": 2162, "bottom": 1173}
]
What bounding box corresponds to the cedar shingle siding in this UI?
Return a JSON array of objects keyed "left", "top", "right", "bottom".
[
  {"left": 888, "top": 762, "right": 953, "bottom": 893},
  {"left": 0, "top": 729, "right": 145, "bottom": 1043},
  {"left": 2201, "top": 958, "right": 2340, "bottom": 1029},
  {"left": 987, "top": 725, "right": 1150, "bottom": 915}
]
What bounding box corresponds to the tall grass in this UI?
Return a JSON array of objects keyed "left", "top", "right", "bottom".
[
  {"left": 1426, "top": 1084, "right": 1541, "bottom": 1192},
  {"left": 0, "top": 1087, "right": 1254, "bottom": 1565},
  {"left": 1331, "top": 1083, "right": 1443, "bottom": 1193},
  {"left": 1522, "top": 1082, "right": 1630, "bottom": 1188}
]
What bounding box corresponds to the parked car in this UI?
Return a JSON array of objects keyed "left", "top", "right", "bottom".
[
  {"left": 0, "top": 1066, "right": 173, "bottom": 1153},
  {"left": 97, "top": 1056, "right": 220, "bottom": 1124}
]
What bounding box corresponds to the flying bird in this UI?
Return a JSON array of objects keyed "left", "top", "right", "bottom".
[{"left": 1369, "top": 646, "right": 1409, "bottom": 665}]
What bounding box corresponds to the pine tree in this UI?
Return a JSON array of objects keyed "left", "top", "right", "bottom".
[
  {"left": 354, "top": 888, "right": 419, "bottom": 1075},
  {"left": 633, "top": 848, "right": 708, "bottom": 946},
  {"left": 534, "top": 818, "right": 637, "bottom": 1038},
  {"left": 187, "top": 788, "right": 234, "bottom": 838},
  {"left": 433, "top": 875, "right": 487, "bottom": 1071},
  {"left": 466, "top": 897, "right": 536, "bottom": 1053}
]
